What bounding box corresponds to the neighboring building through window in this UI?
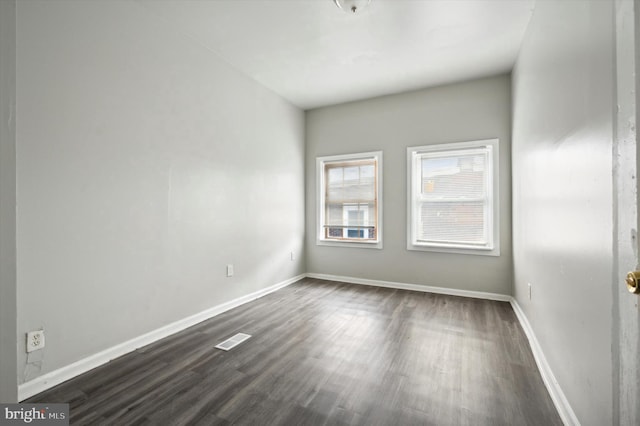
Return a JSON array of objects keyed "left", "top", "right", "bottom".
[
  {"left": 407, "top": 139, "right": 499, "bottom": 256},
  {"left": 316, "top": 151, "right": 382, "bottom": 249}
]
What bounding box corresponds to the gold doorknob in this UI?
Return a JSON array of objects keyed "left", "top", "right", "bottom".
[{"left": 625, "top": 271, "right": 640, "bottom": 294}]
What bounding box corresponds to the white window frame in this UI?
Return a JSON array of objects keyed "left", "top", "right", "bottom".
[
  {"left": 407, "top": 139, "right": 500, "bottom": 256},
  {"left": 316, "top": 151, "right": 383, "bottom": 249}
]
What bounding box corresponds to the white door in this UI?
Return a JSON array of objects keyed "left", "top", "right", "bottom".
[{"left": 614, "top": 1, "right": 640, "bottom": 424}]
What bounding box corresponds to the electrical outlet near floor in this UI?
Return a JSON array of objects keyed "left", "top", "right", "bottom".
[
  {"left": 528, "top": 282, "right": 532, "bottom": 300},
  {"left": 26, "top": 330, "right": 45, "bottom": 352},
  {"left": 227, "top": 264, "right": 234, "bottom": 277},
  {"left": 290, "top": 251, "right": 295, "bottom": 261}
]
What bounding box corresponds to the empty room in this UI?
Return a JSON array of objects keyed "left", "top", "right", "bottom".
[{"left": 1, "top": 0, "right": 639, "bottom": 425}]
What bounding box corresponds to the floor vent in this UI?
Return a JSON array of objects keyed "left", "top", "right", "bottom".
[{"left": 215, "top": 333, "right": 252, "bottom": 351}]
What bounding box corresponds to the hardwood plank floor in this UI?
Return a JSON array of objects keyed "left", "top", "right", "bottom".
[{"left": 28, "top": 278, "right": 562, "bottom": 425}]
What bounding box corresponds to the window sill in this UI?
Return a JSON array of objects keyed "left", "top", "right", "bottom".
[
  {"left": 317, "top": 239, "right": 383, "bottom": 250},
  {"left": 407, "top": 243, "right": 500, "bottom": 256}
]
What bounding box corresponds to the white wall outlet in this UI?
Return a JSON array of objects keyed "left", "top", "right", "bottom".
[
  {"left": 290, "top": 251, "right": 295, "bottom": 261},
  {"left": 226, "top": 264, "right": 234, "bottom": 277},
  {"left": 528, "top": 282, "right": 532, "bottom": 300},
  {"left": 26, "top": 330, "right": 45, "bottom": 352}
]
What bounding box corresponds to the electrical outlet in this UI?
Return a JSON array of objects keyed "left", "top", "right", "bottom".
[
  {"left": 290, "top": 251, "right": 295, "bottom": 261},
  {"left": 26, "top": 330, "right": 45, "bottom": 353},
  {"left": 227, "top": 264, "right": 234, "bottom": 277},
  {"left": 528, "top": 282, "right": 532, "bottom": 300}
]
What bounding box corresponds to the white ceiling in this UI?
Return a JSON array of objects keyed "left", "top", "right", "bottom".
[{"left": 138, "top": 0, "right": 535, "bottom": 110}]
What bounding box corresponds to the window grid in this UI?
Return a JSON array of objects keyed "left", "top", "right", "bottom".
[
  {"left": 317, "top": 152, "right": 382, "bottom": 249},
  {"left": 324, "top": 160, "right": 377, "bottom": 241},
  {"left": 407, "top": 140, "right": 499, "bottom": 256}
]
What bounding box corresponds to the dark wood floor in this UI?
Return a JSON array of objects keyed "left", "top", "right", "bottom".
[{"left": 29, "top": 278, "right": 562, "bottom": 425}]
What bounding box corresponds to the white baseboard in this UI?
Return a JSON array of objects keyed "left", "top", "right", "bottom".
[
  {"left": 18, "top": 274, "right": 305, "bottom": 401},
  {"left": 509, "top": 299, "right": 580, "bottom": 426},
  {"left": 18, "top": 272, "right": 578, "bottom": 426},
  {"left": 305, "top": 272, "right": 512, "bottom": 302}
]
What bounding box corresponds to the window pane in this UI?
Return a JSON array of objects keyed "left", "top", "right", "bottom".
[
  {"left": 325, "top": 203, "right": 375, "bottom": 226},
  {"left": 326, "top": 204, "right": 344, "bottom": 226},
  {"left": 408, "top": 141, "right": 497, "bottom": 254},
  {"left": 327, "top": 163, "right": 375, "bottom": 203},
  {"left": 418, "top": 201, "right": 486, "bottom": 244},
  {"left": 327, "top": 183, "right": 373, "bottom": 202},
  {"left": 421, "top": 153, "right": 485, "bottom": 199},
  {"left": 328, "top": 167, "right": 343, "bottom": 184},
  {"left": 348, "top": 209, "right": 364, "bottom": 225},
  {"left": 328, "top": 227, "right": 342, "bottom": 238},
  {"left": 344, "top": 166, "right": 359, "bottom": 182},
  {"left": 347, "top": 229, "right": 364, "bottom": 238},
  {"left": 319, "top": 153, "right": 380, "bottom": 245},
  {"left": 360, "top": 164, "right": 374, "bottom": 179}
]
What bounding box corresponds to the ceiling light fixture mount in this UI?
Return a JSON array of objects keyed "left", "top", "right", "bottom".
[{"left": 333, "top": 0, "right": 371, "bottom": 14}]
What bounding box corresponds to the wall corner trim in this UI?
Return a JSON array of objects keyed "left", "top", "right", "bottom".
[
  {"left": 18, "top": 274, "right": 305, "bottom": 401},
  {"left": 509, "top": 298, "right": 581, "bottom": 426}
]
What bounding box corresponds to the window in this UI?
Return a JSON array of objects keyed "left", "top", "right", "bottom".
[
  {"left": 317, "top": 151, "right": 382, "bottom": 249},
  {"left": 407, "top": 139, "right": 499, "bottom": 256}
]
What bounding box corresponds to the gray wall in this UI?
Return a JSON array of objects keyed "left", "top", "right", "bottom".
[
  {"left": 305, "top": 75, "right": 512, "bottom": 295},
  {"left": 0, "top": 0, "right": 17, "bottom": 403},
  {"left": 512, "top": 1, "right": 614, "bottom": 425},
  {"left": 16, "top": 0, "right": 305, "bottom": 384}
]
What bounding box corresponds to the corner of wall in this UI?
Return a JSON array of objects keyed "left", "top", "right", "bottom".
[{"left": 0, "top": 0, "right": 18, "bottom": 404}]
